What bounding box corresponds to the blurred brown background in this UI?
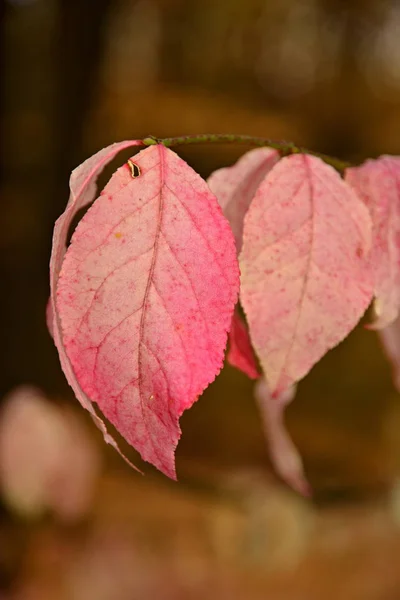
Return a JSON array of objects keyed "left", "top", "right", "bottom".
[{"left": 1, "top": 0, "right": 400, "bottom": 598}]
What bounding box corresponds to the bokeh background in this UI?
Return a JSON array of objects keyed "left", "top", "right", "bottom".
[{"left": 1, "top": 0, "right": 400, "bottom": 598}]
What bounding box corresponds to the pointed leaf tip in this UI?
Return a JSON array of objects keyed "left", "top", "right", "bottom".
[{"left": 254, "top": 378, "right": 310, "bottom": 496}]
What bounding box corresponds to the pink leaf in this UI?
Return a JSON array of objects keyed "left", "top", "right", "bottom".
[
  {"left": 345, "top": 156, "right": 400, "bottom": 329},
  {"left": 0, "top": 386, "right": 100, "bottom": 520},
  {"left": 208, "top": 147, "right": 278, "bottom": 382},
  {"left": 254, "top": 378, "right": 310, "bottom": 496},
  {"left": 56, "top": 144, "right": 239, "bottom": 478},
  {"left": 207, "top": 147, "right": 279, "bottom": 251},
  {"left": 50, "top": 140, "right": 144, "bottom": 468},
  {"left": 240, "top": 154, "right": 373, "bottom": 395},
  {"left": 227, "top": 311, "right": 260, "bottom": 379}
]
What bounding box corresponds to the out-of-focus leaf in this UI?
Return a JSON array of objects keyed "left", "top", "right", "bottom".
[
  {"left": 208, "top": 147, "right": 279, "bottom": 251},
  {"left": 346, "top": 156, "right": 400, "bottom": 329},
  {"left": 254, "top": 378, "right": 309, "bottom": 496},
  {"left": 0, "top": 386, "right": 100, "bottom": 520}
]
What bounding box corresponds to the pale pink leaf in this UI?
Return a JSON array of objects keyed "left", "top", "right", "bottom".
[
  {"left": 208, "top": 147, "right": 277, "bottom": 381},
  {"left": 240, "top": 154, "right": 373, "bottom": 395},
  {"left": 0, "top": 386, "right": 100, "bottom": 520},
  {"left": 254, "top": 378, "right": 309, "bottom": 496},
  {"left": 56, "top": 144, "right": 239, "bottom": 478},
  {"left": 50, "top": 140, "right": 144, "bottom": 468},
  {"left": 227, "top": 311, "right": 260, "bottom": 379},
  {"left": 207, "top": 147, "right": 279, "bottom": 251},
  {"left": 345, "top": 156, "right": 400, "bottom": 329}
]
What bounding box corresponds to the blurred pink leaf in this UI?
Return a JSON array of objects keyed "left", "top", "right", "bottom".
[
  {"left": 50, "top": 140, "right": 144, "bottom": 469},
  {"left": 68, "top": 529, "right": 177, "bottom": 600},
  {"left": 207, "top": 147, "right": 278, "bottom": 251},
  {"left": 377, "top": 317, "right": 400, "bottom": 392},
  {"left": 254, "top": 378, "right": 309, "bottom": 496},
  {"left": 240, "top": 154, "right": 373, "bottom": 396},
  {"left": 56, "top": 145, "right": 239, "bottom": 478},
  {"left": 346, "top": 156, "right": 400, "bottom": 329},
  {"left": 227, "top": 311, "right": 260, "bottom": 379},
  {"left": 0, "top": 386, "right": 99, "bottom": 520}
]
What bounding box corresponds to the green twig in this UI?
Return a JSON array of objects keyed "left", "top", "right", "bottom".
[{"left": 142, "top": 134, "right": 351, "bottom": 174}]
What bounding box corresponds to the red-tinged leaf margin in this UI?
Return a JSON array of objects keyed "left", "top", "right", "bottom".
[
  {"left": 227, "top": 311, "right": 260, "bottom": 379},
  {"left": 50, "top": 140, "right": 144, "bottom": 470},
  {"left": 207, "top": 147, "right": 279, "bottom": 251},
  {"left": 254, "top": 378, "right": 310, "bottom": 496},
  {"left": 345, "top": 156, "right": 400, "bottom": 329},
  {"left": 56, "top": 144, "right": 240, "bottom": 478},
  {"left": 240, "top": 154, "right": 373, "bottom": 396}
]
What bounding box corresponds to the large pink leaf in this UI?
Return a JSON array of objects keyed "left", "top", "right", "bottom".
[
  {"left": 254, "top": 378, "right": 309, "bottom": 496},
  {"left": 207, "top": 147, "right": 279, "bottom": 251},
  {"left": 50, "top": 140, "right": 144, "bottom": 466},
  {"left": 56, "top": 144, "right": 239, "bottom": 478},
  {"left": 345, "top": 156, "right": 400, "bottom": 329},
  {"left": 227, "top": 311, "right": 260, "bottom": 379},
  {"left": 240, "top": 154, "right": 373, "bottom": 395}
]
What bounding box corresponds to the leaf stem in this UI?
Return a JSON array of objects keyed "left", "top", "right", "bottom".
[{"left": 142, "top": 134, "right": 351, "bottom": 174}]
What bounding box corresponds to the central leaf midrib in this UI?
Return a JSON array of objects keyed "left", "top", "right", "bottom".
[
  {"left": 137, "top": 146, "right": 169, "bottom": 472},
  {"left": 276, "top": 156, "right": 315, "bottom": 391}
]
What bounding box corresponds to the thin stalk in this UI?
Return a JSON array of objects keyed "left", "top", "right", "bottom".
[{"left": 142, "top": 134, "right": 351, "bottom": 173}]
